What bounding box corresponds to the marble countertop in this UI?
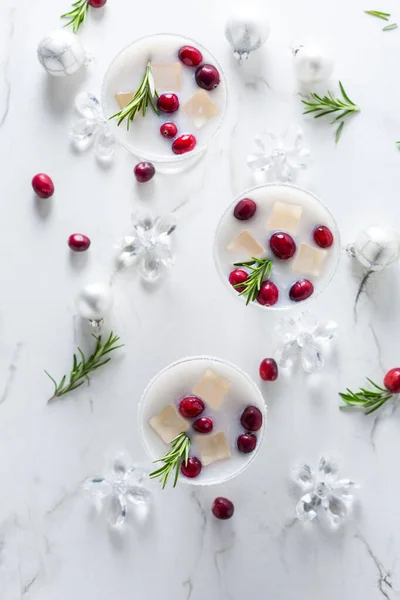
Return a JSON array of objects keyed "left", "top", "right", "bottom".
[{"left": 2, "top": 0, "right": 400, "bottom": 598}]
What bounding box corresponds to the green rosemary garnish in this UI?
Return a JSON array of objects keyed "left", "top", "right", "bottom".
[
  {"left": 109, "top": 61, "right": 159, "bottom": 129},
  {"left": 46, "top": 332, "right": 123, "bottom": 401},
  {"left": 302, "top": 81, "right": 360, "bottom": 143},
  {"left": 149, "top": 433, "right": 190, "bottom": 489},
  {"left": 396, "top": 141, "right": 400, "bottom": 150},
  {"left": 339, "top": 378, "right": 393, "bottom": 414},
  {"left": 383, "top": 22, "right": 398, "bottom": 30},
  {"left": 233, "top": 257, "right": 273, "bottom": 305},
  {"left": 61, "top": 0, "right": 89, "bottom": 33},
  {"left": 364, "top": 9, "right": 390, "bottom": 20}
]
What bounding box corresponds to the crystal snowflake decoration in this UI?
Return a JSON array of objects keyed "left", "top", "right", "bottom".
[
  {"left": 70, "top": 92, "right": 116, "bottom": 161},
  {"left": 275, "top": 312, "right": 337, "bottom": 373},
  {"left": 293, "top": 456, "right": 358, "bottom": 529},
  {"left": 247, "top": 126, "right": 311, "bottom": 183},
  {"left": 117, "top": 212, "right": 176, "bottom": 282},
  {"left": 83, "top": 452, "right": 153, "bottom": 527}
]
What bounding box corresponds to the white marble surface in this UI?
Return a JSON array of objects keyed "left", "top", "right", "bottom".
[{"left": 1, "top": 0, "right": 400, "bottom": 598}]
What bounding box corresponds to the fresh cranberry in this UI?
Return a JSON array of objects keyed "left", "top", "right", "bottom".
[
  {"left": 133, "top": 162, "right": 155, "bottom": 183},
  {"left": 289, "top": 279, "right": 314, "bottom": 302},
  {"left": 240, "top": 406, "right": 263, "bottom": 431},
  {"left": 193, "top": 417, "right": 213, "bottom": 433},
  {"left": 178, "top": 45, "right": 203, "bottom": 67},
  {"left": 313, "top": 225, "right": 334, "bottom": 248},
  {"left": 32, "top": 173, "right": 54, "bottom": 199},
  {"left": 172, "top": 134, "right": 197, "bottom": 155},
  {"left": 259, "top": 358, "right": 278, "bottom": 381},
  {"left": 237, "top": 433, "right": 257, "bottom": 453},
  {"left": 68, "top": 233, "right": 91, "bottom": 252},
  {"left": 157, "top": 93, "right": 179, "bottom": 113},
  {"left": 269, "top": 232, "right": 296, "bottom": 260},
  {"left": 229, "top": 269, "right": 248, "bottom": 293},
  {"left": 181, "top": 457, "right": 202, "bottom": 478},
  {"left": 88, "top": 0, "right": 107, "bottom": 6},
  {"left": 384, "top": 368, "right": 400, "bottom": 393},
  {"left": 195, "top": 64, "right": 220, "bottom": 90},
  {"left": 212, "top": 497, "right": 234, "bottom": 520},
  {"left": 233, "top": 198, "right": 257, "bottom": 221},
  {"left": 179, "top": 395, "right": 205, "bottom": 418},
  {"left": 160, "top": 122, "right": 178, "bottom": 139},
  {"left": 257, "top": 281, "right": 279, "bottom": 306}
]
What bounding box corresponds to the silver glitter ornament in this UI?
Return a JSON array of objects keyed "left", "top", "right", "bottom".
[
  {"left": 347, "top": 225, "right": 400, "bottom": 272},
  {"left": 225, "top": 7, "right": 270, "bottom": 61},
  {"left": 75, "top": 282, "right": 114, "bottom": 327},
  {"left": 37, "top": 29, "right": 88, "bottom": 77}
]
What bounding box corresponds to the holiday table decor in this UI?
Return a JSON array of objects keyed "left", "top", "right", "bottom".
[
  {"left": 76, "top": 282, "right": 114, "bottom": 328},
  {"left": 346, "top": 225, "right": 400, "bottom": 271},
  {"left": 224, "top": 6, "right": 270, "bottom": 61},
  {"left": 37, "top": 29, "right": 88, "bottom": 77},
  {"left": 293, "top": 44, "right": 334, "bottom": 84},
  {"left": 339, "top": 368, "right": 400, "bottom": 414},
  {"left": 212, "top": 497, "right": 235, "bottom": 519},
  {"left": 70, "top": 93, "right": 116, "bottom": 161},
  {"left": 32, "top": 173, "right": 54, "bottom": 199},
  {"left": 150, "top": 432, "right": 191, "bottom": 489},
  {"left": 61, "top": 0, "right": 107, "bottom": 34}
]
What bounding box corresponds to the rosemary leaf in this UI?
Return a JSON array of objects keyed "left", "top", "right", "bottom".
[
  {"left": 232, "top": 257, "right": 273, "bottom": 306},
  {"left": 339, "top": 378, "right": 393, "bottom": 414},
  {"left": 61, "top": 0, "right": 88, "bottom": 33},
  {"left": 383, "top": 23, "right": 398, "bottom": 31},
  {"left": 364, "top": 9, "right": 390, "bottom": 20},
  {"left": 150, "top": 433, "right": 191, "bottom": 489},
  {"left": 335, "top": 121, "right": 345, "bottom": 144}
]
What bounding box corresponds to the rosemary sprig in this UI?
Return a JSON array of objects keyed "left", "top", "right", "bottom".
[
  {"left": 61, "top": 0, "right": 89, "bottom": 33},
  {"left": 233, "top": 257, "right": 273, "bottom": 305},
  {"left": 339, "top": 378, "right": 393, "bottom": 414},
  {"left": 383, "top": 23, "right": 398, "bottom": 31},
  {"left": 109, "top": 61, "right": 159, "bottom": 129},
  {"left": 149, "top": 433, "right": 190, "bottom": 489},
  {"left": 302, "top": 81, "right": 360, "bottom": 143},
  {"left": 46, "top": 332, "right": 123, "bottom": 401},
  {"left": 364, "top": 9, "right": 390, "bottom": 20},
  {"left": 396, "top": 141, "right": 400, "bottom": 150}
]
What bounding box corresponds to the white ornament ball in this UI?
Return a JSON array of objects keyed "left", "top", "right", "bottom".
[
  {"left": 225, "top": 7, "right": 270, "bottom": 60},
  {"left": 76, "top": 283, "right": 114, "bottom": 322},
  {"left": 37, "top": 29, "right": 88, "bottom": 77},
  {"left": 353, "top": 226, "right": 400, "bottom": 272},
  {"left": 293, "top": 45, "right": 334, "bottom": 84}
]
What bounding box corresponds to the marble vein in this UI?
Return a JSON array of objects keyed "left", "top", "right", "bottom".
[
  {"left": 0, "top": 342, "right": 22, "bottom": 405},
  {"left": 180, "top": 491, "right": 208, "bottom": 599},
  {"left": 355, "top": 533, "right": 393, "bottom": 599},
  {"left": 369, "top": 323, "right": 385, "bottom": 374},
  {"left": 353, "top": 270, "right": 372, "bottom": 322},
  {"left": 0, "top": 7, "right": 15, "bottom": 129}
]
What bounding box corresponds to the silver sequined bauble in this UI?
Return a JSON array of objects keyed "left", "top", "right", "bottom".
[
  {"left": 352, "top": 226, "right": 400, "bottom": 271},
  {"left": 76, "top": 283, "right": 114, "bottom": 322},
  {"left": 293, "top": 45, "right": 334, "bottom": 84},
  {"left": 225, "top": 7, "right": 270, "bottom": 60},
  {"left": 37, "top": 29, "right": 88, "bottom": 77}
]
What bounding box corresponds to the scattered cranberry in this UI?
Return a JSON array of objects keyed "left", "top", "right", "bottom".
[
  {"left": 160, "top": 122, "right": 178, "bottom": 139},
  {"left": 172, "top": 134, "right": 197, "bottom": 155},
  {"left": 68, "top": 233, "right": 91, "bottom": 252},
  {"left": 181, "top": 457, "right": 202, "bottom": 478},
  {"left": 289, "top": 279, "right": 314, "bottom": 302},
  {"left": 259, "top": 358, "right": 278, "bottom": 382},
  {"left": 133, "top": 162, "right": 155, "bottom": 183},
  {"left": 240, "top": 406, "right": 263, "bottom": 431},
  {"left": 178, "top": 45, "right": 203, "bottom": 67},
  {"left": 384, "top": 368, "right": 400, "bottom": 393},
  {"left": 32, "top": 173, "right": 54, "bottom": 199},
  {"left": 157, "top": 93, "right": 179, "bottom": 113},
  {"left": 179, "top": 395, "right": 205, "bottom": 418},
  {"left": 257, "top": 281, "right": 279, "bottom": 306},
  {"left": 237, "top": 433, "right": 257, "bottom": 453},
  {"left": 193, "top": 417, "right": 213, "bottom": 434},
  {"left": 88, "top": 0, "right": 107, "bottom": 6},
  {"left": 233, "top": 198, "right": 257, "bottom": 221},
  {"left": 229, "top": 269, "right": 248, "bottom": 293},
  {"left": 313, "top": 225, "right": 334, "bottom": 248},
  {"left": 212, "top": 497, "right": 234, "bottom": 520},
  {"left": 195, "top": 64, "right": 220, "bottom": 90},
  {"left": 269, "top": 232, "right": 296, "bottom": 260}
]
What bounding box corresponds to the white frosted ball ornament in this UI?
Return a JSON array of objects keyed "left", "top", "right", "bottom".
[
  {"left": 37, "top": 29, "right": 88, "bottom": 77},
  {"left": 293, "top": 45, "right": 334, "bottom": 84},
  {"left": 225, "top": 7, "right": 270, "bottom": 60},
  {"left": 352, "top": 226, "right": 400, "bottom": 272},
  {"left": 76, "top": 283, "right": 114, "bottom": 324}
]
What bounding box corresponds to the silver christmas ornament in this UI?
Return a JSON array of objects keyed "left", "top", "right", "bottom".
[
  {"left": 76, "top": 282, "right": 114, "bottom": 327},
  {"left": 347, "top": 225, "right": 400, "bottom": 272},
  {"left": 293, "top": 45, "right": 334, "bottom": 84},
  {"left": 225, "top": 7, "right": 270, "bottom": 61},
  {"left": 37, "top": 29, "right": 88, "bottom": 77}
]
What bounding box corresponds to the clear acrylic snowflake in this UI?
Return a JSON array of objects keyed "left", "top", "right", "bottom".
[
  {"left": 293, "top": 456, "right": 358, "bottom": 529},
  {"left": 83, "top": 452, "right": 153, "bottom": 527},
  {"left": 275, "top": 312, "right": 337, "bottom": 373},
  {"left": 117, "top": 212, "right": 176, "bottom": 282},
  {"left": 247, "top": 126, "right": 311, "bottom": 183},
  {"left": 70, "top": 92, "right": 116, "bottom": 161}
]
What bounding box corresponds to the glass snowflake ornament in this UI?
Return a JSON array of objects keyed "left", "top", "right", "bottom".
[
  {"left": 117, "top": 212, "right": 176, "bottom": 282},
  {"left": 247, "top": 126, "right": 311, "bottom": 183},
  {"left": 83, "top": 452, "right": 153, "bottom": 527},
  {"left": 275, "top": 312, "right": 337, "bottom": 373},
  {"left": 70, "top": 92, "right": 116, "bottom": 161},
  {"left": 293, "top": 456, "right": 358, "bottom": 529}
]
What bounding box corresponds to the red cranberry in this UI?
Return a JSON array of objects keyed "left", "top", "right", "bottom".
[
  {"left": 133, "top": 162, "right": 155, "bottom": 183},
  {"left": 88, "top": 0, "right": 107, "bottom": 6},
  {"left": 233, "top": 198, "right": 257, "bottom": 221},
  {"left": 181, "top": 457, "right": 202, "bottom": 478},
  {"left": 257, "top": 281, "right": 279, "bottom": 306},
  {"left": 229, "top": 269, "right": 248, "bottom": 293},
  {"left": 68, "top": 233, "right": 91, "bottom": 252},
  {"left": 179, "top": 395, "right": 205, "bottom": 418},
  {"left": 178, "top": 45, "right": 203, "bottom": 67},
  {"left": 160, "top": 122, "right": 178, "bottom": 139},
  {"left": 195, "top": 64, "right": 220, "bottom": 90},
  {"left": 237, "top": 433, "right": 257, "bottom": 453},
  {"left": 157, "top": 93, "right": 179, "bottom": 113},
  {"left": 384, "top": 368, "right": 400, "bottom": 393},
  {"left": 269, "top": 232, "right": 296, "bottom": 260},
  {"left": 313, "top": 225, "right": 334, "bottom": 248},
  {"left": 212, "top": 497, "right": 234, "bottom": 520},
  {"left": 32, "top": 173, "right": 54, "bottom": 199},
  {"left": 240, "top": 406, "right": 263, "bottom": 431},
  {"left": 193, "top": 417, "right": 213, "bottom": 433},
  {"left": 289, "top": 279, "right": 314, "bottom": 302},
  {"left": 259, "top": 358, "right": 278, "bottom": 381},
  {"left": 172, "top": 134, "right": 197, "bottom": 155}
]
